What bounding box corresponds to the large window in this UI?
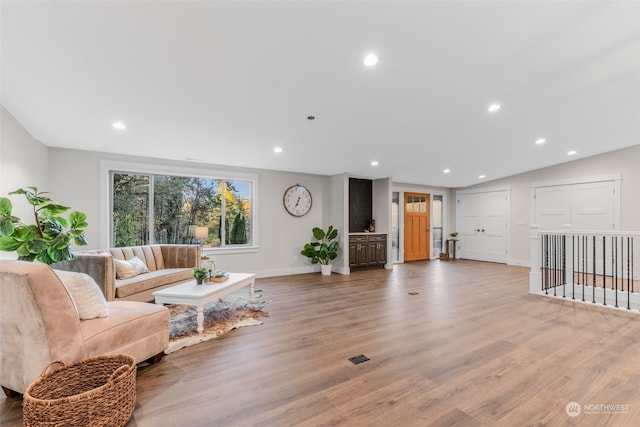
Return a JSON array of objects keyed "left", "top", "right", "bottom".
[{"left": 110, "top": 171, "right": 253, "bottom": 249}]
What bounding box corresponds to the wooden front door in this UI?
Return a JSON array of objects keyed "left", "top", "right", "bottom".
[{"left": 404, "top": 192, "right": 430, "bottom": 261}]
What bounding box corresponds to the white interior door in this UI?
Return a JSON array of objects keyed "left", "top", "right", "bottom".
[
  {"left": 534, "top": 179, "right": 616, "bottom": 275},
  {"left": 482, "top": 192, "right": 508, "bottom": 263},
  {"left": 458, "top": 194, "right": 483, "bottom": 260},
  {"left": 456, "top": 190, "right": 508, "bottom": 263},
  {"left": 534, "top": 181, "right": 615, "bottom": 231},
  {"left": 534, "top": 186, "right": 571, "bottom": 230},
  {"left": 571, "top": 181, "right": 615, "bottom": 231}
]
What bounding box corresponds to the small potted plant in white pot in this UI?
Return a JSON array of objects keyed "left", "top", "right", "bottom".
[{"left": 300, "top": 225, "right": 339, "bottom": 275}]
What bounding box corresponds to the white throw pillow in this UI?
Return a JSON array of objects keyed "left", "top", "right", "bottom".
[
  {"left": 55, "top": 270, "right": 109, "bottom": 320},
  {"left": 114, "top": 256, "right": 150, "bottom": 279}
]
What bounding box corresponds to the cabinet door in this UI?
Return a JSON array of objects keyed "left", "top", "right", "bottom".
[
  {"left": 368, "top": 241, "right": 379, "bottom": 264},
  {"left": 348, "top": 242, "right": 358, "bottom": 267},
  {"left": 356, "top": 243, "right": 369, "bottom": 266},
  {"left": 377, "top": 236, "right": 387, "bottom": 264},
  {"left": 369, "top": 235, "right": 387, "bottom": 265},
  {"left": 349, "top": 236, "right": 369, "bottom": 267}
]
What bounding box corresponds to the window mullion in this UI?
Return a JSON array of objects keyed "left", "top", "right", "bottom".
[
  {"left": 220, "top": 180, "right": 226, "bottom": 247},
  {"left": 148, "top": 174, "right": 154, "bottom": 244}
]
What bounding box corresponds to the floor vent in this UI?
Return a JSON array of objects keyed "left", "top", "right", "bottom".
[
  {"left": 348, "top": 354, "right": 370, "bottom": 365},
  {"left": 408, "top": 292, "right": 420, "bottom": 295}
]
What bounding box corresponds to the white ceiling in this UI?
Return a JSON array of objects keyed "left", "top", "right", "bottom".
[{"left": 2, "top": 1, "right": 639, "bottom": 188}]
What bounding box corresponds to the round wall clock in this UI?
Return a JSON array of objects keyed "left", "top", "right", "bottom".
[{"left": 283, "top": 184, "right": 312, "bottom": 217}]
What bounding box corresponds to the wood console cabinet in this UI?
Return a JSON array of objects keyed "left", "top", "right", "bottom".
[{"left": 349, "top": 234, "right": 387, "bottom": 268}]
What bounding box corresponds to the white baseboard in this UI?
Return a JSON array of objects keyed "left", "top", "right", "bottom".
[
  {"left": 508, "top": 259, "right": 530, "bottom": 267},
  {"left": 531, "top": 285, "right": 640, "bottom": 313},
  {"left": 253, "top": 265, "right": 316, "bottom": 278},
  {"left": 253, "top": 264, "right": 350, "bottom": 278}
]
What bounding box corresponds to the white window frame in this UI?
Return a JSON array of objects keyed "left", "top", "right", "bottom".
[{"left": 100, "top": 160, "right": 259, "bottom": 254}]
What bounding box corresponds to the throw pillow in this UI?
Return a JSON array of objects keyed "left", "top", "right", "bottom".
[
  {"left": 114, "top": 256, "right": 150, "bottom": 279},
  {"left": 55, "top": 270, "right": 109, "bottom": 320}
]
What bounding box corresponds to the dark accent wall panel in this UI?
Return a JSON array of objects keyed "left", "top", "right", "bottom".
[{"left": 349, "top": 178, "right": 372, "bottom": 233}]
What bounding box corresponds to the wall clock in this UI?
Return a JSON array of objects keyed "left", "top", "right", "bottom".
[{"left": 283, "top": 184, "right": 312, "bottom": 217}]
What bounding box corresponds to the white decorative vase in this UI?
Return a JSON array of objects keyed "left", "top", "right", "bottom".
[{"left": 320, "top": 264, "right": 332, "bottom": 276}]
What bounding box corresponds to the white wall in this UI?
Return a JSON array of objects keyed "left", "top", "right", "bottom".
[
  {"left": 460, "top": 145, "right": 640, "bottom": 266},
  {"left": 47, "top": 147, "right": 333, "bottom": 277},
  {"left": 373, "top": 177, "right": 391, "bottom": 234},
  {"left": 328, "top": 173, "right": 349, "bottom": 274},
  {"left": 0, "top": 106, "right": 49, "bottom": 260},
  {"left": 373, "top": 177, "right": 392, "bottom": 267}
]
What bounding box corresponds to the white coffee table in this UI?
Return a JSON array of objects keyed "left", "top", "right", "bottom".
[{"left": 153, "top": 273, "right": 256, "bottom": 334}]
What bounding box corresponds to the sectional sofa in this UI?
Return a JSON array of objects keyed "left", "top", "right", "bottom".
[{"left": 53, "top": 244, "right": 201, "bottom": 302}]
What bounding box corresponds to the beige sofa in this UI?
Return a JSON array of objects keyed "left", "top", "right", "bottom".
[
  {"left": 0, "top": 260, "right": 169, "bottom": 396},
  {"left": 54, "top": 244, "right": 201, "bottom": 302}
]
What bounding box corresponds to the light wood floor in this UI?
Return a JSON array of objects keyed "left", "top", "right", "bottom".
[{"left": 3, "top": 260, "right": 640, "bottom": 426}]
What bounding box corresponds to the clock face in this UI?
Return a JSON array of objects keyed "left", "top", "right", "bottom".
[{"left": 283, "top": 184, "right": 312, "bottom": 217}]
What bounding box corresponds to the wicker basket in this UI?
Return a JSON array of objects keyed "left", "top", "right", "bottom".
[{"left": 23, "top": 354, "right": 137, "bottom": 427}]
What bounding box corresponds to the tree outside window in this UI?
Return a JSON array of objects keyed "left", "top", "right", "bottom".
[{"left": 111, "top": 173, "right": 252, "bottom": 248}]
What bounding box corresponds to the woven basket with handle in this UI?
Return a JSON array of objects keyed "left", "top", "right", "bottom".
[{"left": 23, "top": 354, "right": 136, "bottom": 427}]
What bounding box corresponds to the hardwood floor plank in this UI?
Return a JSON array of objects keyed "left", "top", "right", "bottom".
[{"left": 426, "top": 408, "right": 483, "bottom": 427}]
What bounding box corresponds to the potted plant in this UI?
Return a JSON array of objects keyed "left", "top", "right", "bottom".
[
  {"left": 0, "top": 187, "right": 88, "bottom": 264},
  {"left": 300, "top": 225, "right": 339, "bottom": 275},
  {"left": 192, "top": 267, "right": 208, "bottom": 284},
  {"left": 449, "top": 232, "right": 458, "bottom": 239}
]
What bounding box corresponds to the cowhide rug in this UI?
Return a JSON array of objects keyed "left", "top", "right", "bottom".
[{"left": 165, "top": 291, "right": 269, "bottom": 354}]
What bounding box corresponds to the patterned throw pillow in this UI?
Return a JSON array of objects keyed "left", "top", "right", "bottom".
[
  {"left": 114, "top": 256, "right": 150, "bottom": 279},
  {"left": 55, "top": 270, "right": 109, "bottom": 320}
]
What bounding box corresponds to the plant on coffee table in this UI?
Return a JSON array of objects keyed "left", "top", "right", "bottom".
[{"left": 193, "top": 267, "right": 208, "bottom": 284}]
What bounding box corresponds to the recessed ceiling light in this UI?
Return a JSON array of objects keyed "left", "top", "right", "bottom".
[
  {"left": 371, "top": 161, "right": 379, "bottom": 166},
  {"left": 273, "top": 146, "right": 283, "bottom": 153},
  {"left": 479, "top": 174, "right": 486, "bottom": 179},
  {"left": 568, "top": 150, "right": 577, "bottom": 156},
  {"left": 535, "top": 138, "right": 546, "bottom": 145},
  {"left": 112, "top": 121, "right": 126, "bottom": 130},
  {"left": 487, "top": 103, "right": 501, "bottom": 113},
  {"left": 443, "top": 168, "right": 451, "bottom": 174},
  {"left": 363, "top": 53, "right": 378, "bottom": 67}
]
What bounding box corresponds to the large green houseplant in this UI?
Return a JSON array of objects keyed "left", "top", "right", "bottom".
[
  {"left": 300, "top": 225, "right": 339, "bottom": 274},
  {"left": 0, "top": 187, "right": 88, "bottom": 264}
]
